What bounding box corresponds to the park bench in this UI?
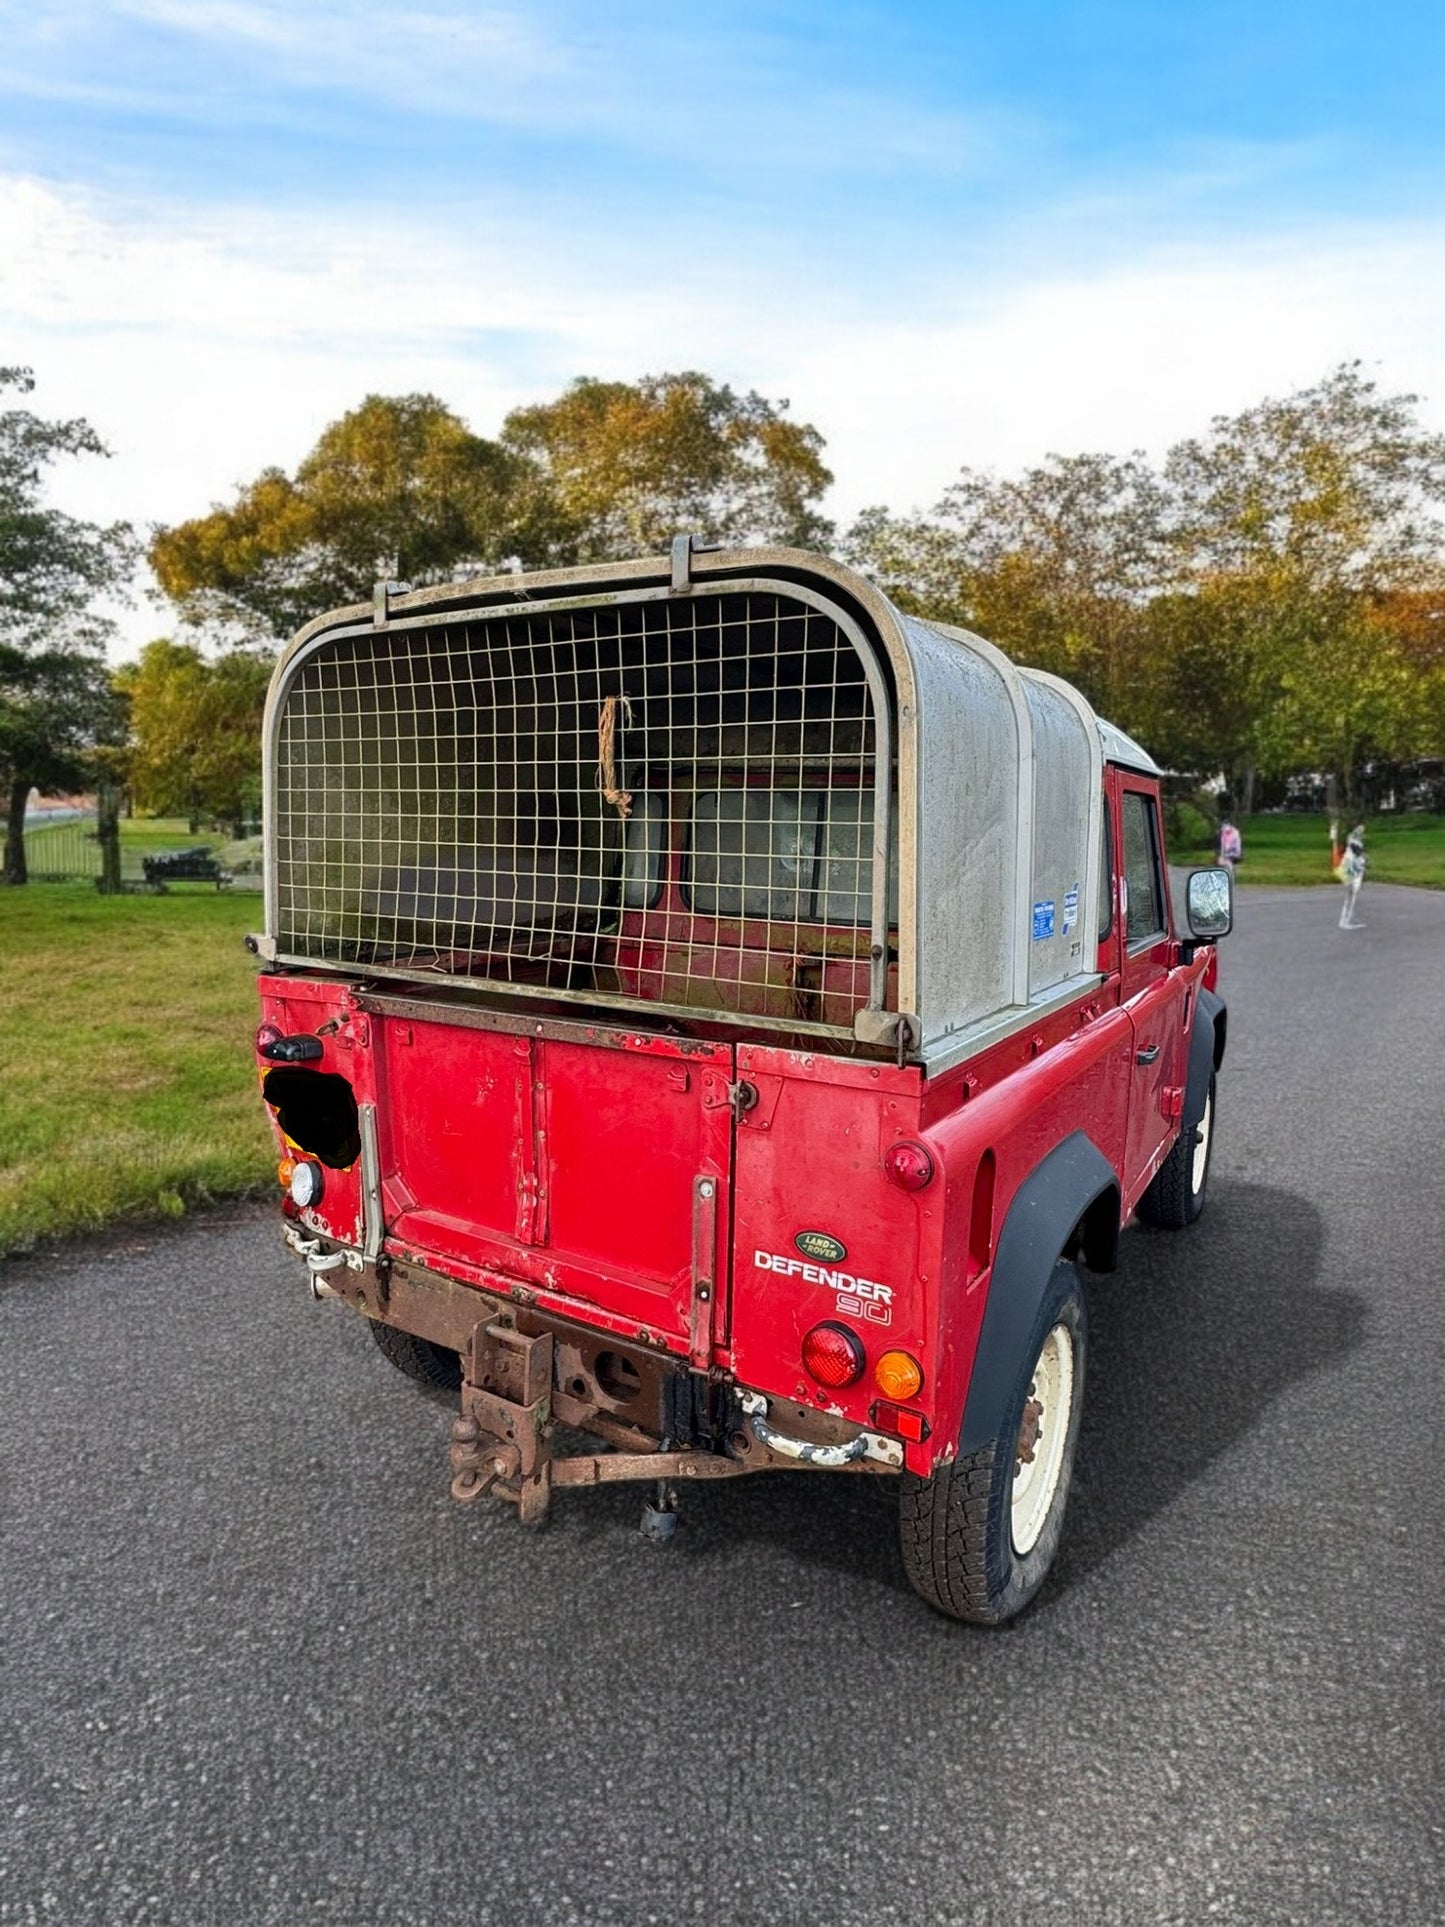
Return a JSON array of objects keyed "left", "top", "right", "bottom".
[{"left": 142, "top": 847, "right": 233, "bottom": 889}]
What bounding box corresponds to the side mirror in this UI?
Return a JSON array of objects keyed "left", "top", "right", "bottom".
[{"left": 1185, "top": 867, "right": 1233, "bottom": 940}]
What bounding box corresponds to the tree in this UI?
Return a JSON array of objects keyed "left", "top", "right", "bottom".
[
  {"left": 848, "top": 367, "right": 1445, "bottom": 802},
  {"left": 1165, "top": 363, "right": 1445, "bottom": 805},
  {"left": 0, "top": 368, "right": 132, "bottom": 644},
  {"left": 848, "top": 453, "right": 1169, "bottom": 729},
  {"left": 151, "top": 375, "right": 836, "bottom": 642},
  {"left": 1, "top": 640, "right": 125, "bottom": 883},
  {"left": 120, "top": 639, "right": 272, "bottom": 836},
  {"left": 500, "top": 372, "right": 834, "bottom": 559},
  {"left": 0, "top": 368, "right": 134, "bottom": 884},
  {"left": 150, "top": 394, "right": 533, "bottom": 641}
]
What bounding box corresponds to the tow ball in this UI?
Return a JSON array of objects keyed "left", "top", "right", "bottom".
[{"left": 449, "top": 1417, "right": 521, "bottom": 1504}]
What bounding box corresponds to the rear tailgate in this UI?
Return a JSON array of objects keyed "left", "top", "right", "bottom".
[{"left": 365, "top": 996, "right": 734, "bottom": 1360}]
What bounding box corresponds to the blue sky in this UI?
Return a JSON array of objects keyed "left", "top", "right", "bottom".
[{"left": 2, "top": 2, "right": 1442, "bottom": 647}]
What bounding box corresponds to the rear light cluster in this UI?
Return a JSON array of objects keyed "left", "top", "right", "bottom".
[
  {"left": 800, "top": 1323, "right": 864, "bottom": 1389},
  {"left": 883, "top": 1139, "right": 934, "bottom": 1191},
  {"left": 800, "top": 1322, "right": 929, "bottom": 1441},
  {"left": 277, "top": 1155, "right": 323, "bottom": 1209}
]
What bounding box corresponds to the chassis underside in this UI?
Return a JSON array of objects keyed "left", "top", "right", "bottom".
[{"left": 295, "top": 1233, "right": 900, "bottom": 1525}]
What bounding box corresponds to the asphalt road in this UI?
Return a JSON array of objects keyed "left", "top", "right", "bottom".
[{"left": 2, "top": 884, "right": 1442, "bottom": 1927}]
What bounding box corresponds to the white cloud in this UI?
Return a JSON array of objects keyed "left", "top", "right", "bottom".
[
  {"left": 2, "top": 2, "right": 1011, "bottom": 180},
  {"left": 113, "top": 0, "right": 565, "bottom": 106},
  {"left": 793, "top": 228, "right": 1445, "bottom": 520},
  {"left": 4, "top": 171, "right": 1444, "bottom": 658}
]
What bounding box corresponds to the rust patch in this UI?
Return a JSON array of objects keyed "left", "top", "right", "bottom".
[{"left": 1016, "top": 1396, "right": 1043, "bottom": 1468}]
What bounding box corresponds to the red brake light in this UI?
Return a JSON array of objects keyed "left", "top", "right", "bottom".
[
  {"left": 801, "top": 1322, "right": 865, "bottom": 1390},
  {"left": 883, "top": 1140, "right": 934, "bottom": 1191},
  {"left": 256, "top": 1022, "right": 283, "bottom": 1057}
]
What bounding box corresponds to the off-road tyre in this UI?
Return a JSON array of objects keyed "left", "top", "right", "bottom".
[
  {"left": 1137, "top": 1071, "right": 1215, "bottom": 1230},
  {"left": 368, "top": 1321, "right": 463, "bottom": 1392},
  {"left": 898, "top": 1259, "right": 1086, "bottom": 1626}
]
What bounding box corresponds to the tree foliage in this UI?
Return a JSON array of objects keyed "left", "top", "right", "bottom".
[
  {"left": 1161, "top": 364, "right": 1445, "bottom": 801},
  {"left": 119, "top": 639, "right": 272, "bottom": 835},
  {"left": 0, "top": 368, "right": 134, "bottom": 645},
  {"left": 150, "top": 394, "right": 530, "bottom": 641},
  {"left": 150, "top": 375, "right": 834, "bottom": 644},
  {"left": 848, "top": 363, "right": 1445, "bottom": 803},
  {"left": 0, "top": 368, "right": 135, "bottom": 883},
  {"left": 500, "top": 371, "right": 833, "bottom": 560},
  {"left": 850, "top": 452, "right": 1167, "bottom": 723}
]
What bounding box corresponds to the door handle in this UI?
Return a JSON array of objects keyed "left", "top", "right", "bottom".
[{"left": 1136, "top": 1044, "right": 1161, "bottom": 1065}]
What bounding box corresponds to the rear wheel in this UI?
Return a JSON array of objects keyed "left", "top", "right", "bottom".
[
  {"left": 899, "top": 1259, "right": 1086, "bottom": 1625},
  {"left": 1137, "top": 1072, "right": 1215, "bottom": 1229},
  {"left": 369, "top": 1321, "right": 462, "bottom": 1392}
]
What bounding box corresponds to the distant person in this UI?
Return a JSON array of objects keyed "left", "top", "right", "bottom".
[
  {"left": 1332, "top": 821, "right": 1366, "bottom": 928},
  {"left": 1216, "top": 815, "right": 1242, "bottom": 876}
]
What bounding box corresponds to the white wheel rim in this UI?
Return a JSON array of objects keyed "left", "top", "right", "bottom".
[
  {"left": 1191, "top": 1087, "right": 1213, "bottom": 1195},
  {"left": 1010, "top": 1322, "right": 1075, "bottom": 1557}
]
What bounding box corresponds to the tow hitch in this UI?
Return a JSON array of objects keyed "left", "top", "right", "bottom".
[{"left": 444, "top": 1318, "right": 893, "bottom": 1533}]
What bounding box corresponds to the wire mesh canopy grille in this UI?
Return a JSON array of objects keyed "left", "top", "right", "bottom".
[{"left": 271, "top": 590, "right": 894, "bottom": 1031}]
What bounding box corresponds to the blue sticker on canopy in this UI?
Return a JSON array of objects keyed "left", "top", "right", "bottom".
[
  {"left": 1062, "top": 886, "right": 1080, "bottom": 935},
  {"left": 1032, "top": 899, "right": 1055, "bottom": 941}
]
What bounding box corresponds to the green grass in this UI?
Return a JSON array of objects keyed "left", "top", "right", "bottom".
[
  {"left": 1174, "top": 812, "right": 1445, "bottom": 887},
  {"left": 0, "top": 881, "right": 274, "bottom": 1255}
]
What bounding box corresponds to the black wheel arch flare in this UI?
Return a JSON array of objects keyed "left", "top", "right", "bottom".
[
  {"left": 1184, "top": 986, "right": 1226, "bottom": 1132},
  {"left": 958, "top": 1131, "right": 1116, "bottom": 1457}
]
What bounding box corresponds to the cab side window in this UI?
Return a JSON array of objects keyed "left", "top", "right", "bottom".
[{"left": 1122, "top": 791, "right": 1165, "bottom": 942}]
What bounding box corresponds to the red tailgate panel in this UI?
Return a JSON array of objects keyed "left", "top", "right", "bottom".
[
  {"left": 729, "top": 1048, "right": 929, "bottom": 1411},
  {"left": 377, "top": 1012, "right": 733, "bottom": 1351},
  {"left": 376, "top": 1017, "right": 526, "bottom": 1259}
]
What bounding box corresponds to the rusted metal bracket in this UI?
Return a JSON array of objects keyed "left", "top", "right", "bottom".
[
  {"left": 852, "top": 1009, "right": 921, "bottom": 1065},
  {"left": 451, "top": 1321, "right": 555, "bottom": 1522},
  {"left": 552, "top": 1451, "right": 749, "bottom": 1488}
]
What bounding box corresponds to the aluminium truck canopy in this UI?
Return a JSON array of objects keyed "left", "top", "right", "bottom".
[{"left": 261, "top": 544, "right": 1158, "bottom": 1068}]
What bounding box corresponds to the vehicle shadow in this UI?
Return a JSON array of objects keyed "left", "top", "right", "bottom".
[
  {"left": 1053, "top": 1177, "right": 1354, "bottom": 1594},
  {"left": 671, "top": 1179, "right": 1356, "bottom": 1606}
]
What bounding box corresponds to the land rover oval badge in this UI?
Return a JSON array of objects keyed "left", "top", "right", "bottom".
[{"left": 795, "top": 1229, "right": 847, "bottom": 1263}]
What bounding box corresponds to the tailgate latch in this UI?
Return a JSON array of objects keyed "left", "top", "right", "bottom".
[{"left": 703, "top": 1077, "right": 758, "bottom": 1119}]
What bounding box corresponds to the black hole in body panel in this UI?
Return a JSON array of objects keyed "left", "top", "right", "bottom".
[{"left": 261, "top": 1068, "right": 361, "bottom": 1168}]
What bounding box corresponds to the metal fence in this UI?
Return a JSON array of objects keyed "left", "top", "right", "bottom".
[
  {"left": 20, "top": 814, "right": 108, "bottom": 882},
  {"left": 16, "top": 815, "right": 260, "bottom": 888}
]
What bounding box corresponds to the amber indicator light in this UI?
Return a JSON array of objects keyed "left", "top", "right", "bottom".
[{"left": 874, "top": 1350, "right": 924, "bottom": 1401}]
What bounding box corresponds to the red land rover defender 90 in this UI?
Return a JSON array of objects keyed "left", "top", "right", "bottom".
[{"left": 248, "top": 542, "right": 1231, "bottom": 1624}]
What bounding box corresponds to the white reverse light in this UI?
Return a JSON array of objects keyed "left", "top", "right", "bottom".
[{"left": 289, "top": 1161, "right": 324, "bottom": 1208}]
